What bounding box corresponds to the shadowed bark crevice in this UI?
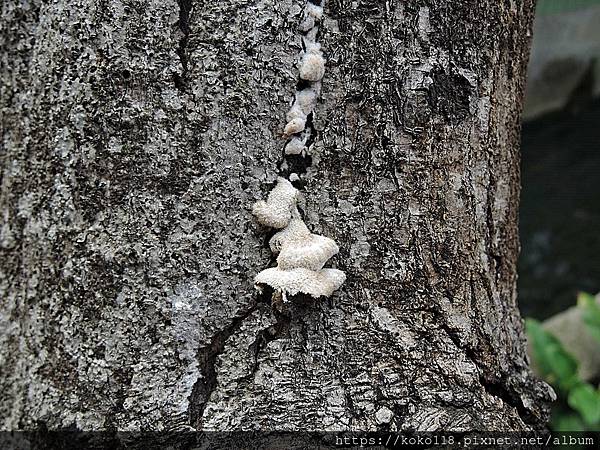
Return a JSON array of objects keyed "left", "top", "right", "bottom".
[
  {"left": 433, "top": 305, "right": 547, "bottom": 427},
  {"left": 174, "top": 0, "right": 192, "bottom": 91},
  {"left": 187, "top": 302, "right": 258, "bottom": 429},
  {"left": 247, "top": 307, "right": 291, "bottom": 377},
  {"left": 479, "top": 375, "right": 533, "bottom": 425}
]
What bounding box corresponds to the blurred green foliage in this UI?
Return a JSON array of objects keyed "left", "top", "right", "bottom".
[
  {"left": 538, "top": 0, "right": 600, "bottom": 15},
  {"left": 527, "top": 292, "right": 600, "bottom": 431}
]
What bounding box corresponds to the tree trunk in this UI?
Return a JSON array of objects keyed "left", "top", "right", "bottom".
[{"left": 1, "top": 0, "right": 552, "bottom": 433}]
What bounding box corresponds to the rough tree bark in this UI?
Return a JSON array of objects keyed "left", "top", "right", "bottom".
[{"left": 1, "top": 0, "right": 553, "bottom": 434}]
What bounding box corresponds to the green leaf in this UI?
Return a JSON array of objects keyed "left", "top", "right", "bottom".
[
  {"left": 577, "top": 292, "right": 600, "bottom": 344},
  {"left": 526, "top": 318, "right": 580, "bottom": 392},
  {"left": 568, "top": 383, "right": 600, "bottom": 426},
  {"left": 551, "top": 411, "right": 586, "bottom": 432}
]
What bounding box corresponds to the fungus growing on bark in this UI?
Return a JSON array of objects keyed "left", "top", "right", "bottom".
[
  {"left": 299, "top": 49, "right": 325, "bottom": 82},
  {"left": 253, "top": 1, "right": 343, "bottom": 300},
  {"left": 283, "top": 86, "right": 320, "bottom": 138},
  {"left": 271, "top": 217, "right": 339, "bottom": 271},
  {"left": 282, "top": 3, "right": 325, "bottom": 139},
  {"left": 283, "top": 117, "right": 307, "bottom": 136},
  {"left": 285, "top": 133, "right": 308, "bottom": 155},
  {"left": 283, "top": 104, "right": 308, "bottom": 136},
  {"left": 299, "top": 3, "right": 323, "bottom": 31},
  {"left": 255, "top": 267, "right": 345, "bottom": 298},
  {"left": 252, "top": 178, "right": 345, "bottom": 299},
  {"left": 295, "top": 86, "right": 320, "bottom": 114},
  {"left": 252, "top": 177, "right": 298, "bottom": 228}
]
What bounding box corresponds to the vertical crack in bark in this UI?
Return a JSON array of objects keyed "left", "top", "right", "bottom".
[
  {"left": 484, "top": 173, "right": 502, "bottom": 284},
  {"left": 174, "top": 0, "right": 192, "bottom": 91},
  {"left": 478, "top": 376, "right": 533, "bottom": 425},
  {"left": 339, "top": 376, "right": 356, "bottom": 428},
  {"left": 247, "top": 293, "right": 327, "bottom": 378},
  {"left": 187, "top": 302, "right": 257, "bottom": 429},
  {"left": 433, "top": 306, "right": 541, "bottom": 427},
  {"left": 247, "top": 307, "right": 291, "bottom": 376}
]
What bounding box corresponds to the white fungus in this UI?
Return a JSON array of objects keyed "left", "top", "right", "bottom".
[
  {"left": 268, "top": 216, "right": 309, "bottom": 253},
  {"left": 283, "top": 117, "right": 307, "bottom": 136},
  {"left": 253, "top": 182, "right": 345, "bottom": 299},
  {"left": 252, "top": 1, "right": 344, "bottom": 300},
  {"left": 278, "top": 233, "right": 339, "bottom": 271},
  {"left": 299, "top": 51, "right": 325, "bottom": 82},
  {"left": 299, "top": 3, "right": 323, "bottom": 32},
  {"left": 283, "top": 87, "right": 320, "bottom": 139},
  {"left": 269, "top": 218, "right": 339, "bottom": 271},
  {"left": 255, "top": 267, "right": 346, "bottom": 298},
  {"left": 283, "top": 3, "right": 325, "bottom": 139},
  {"left": 306, "top": 3, "right": 324, "bottom": 19},
  {"left": 252, "top": 177, "right": 299, "bottom": 229},
  {"left": 285, "top": 136, "right": 307, "bottom": 155},
  {"left": 295, "top": 87, "right": 320, "bottom": 114},
  {"left": 286, "top": 104, "right": 307, "bottom": 122}
]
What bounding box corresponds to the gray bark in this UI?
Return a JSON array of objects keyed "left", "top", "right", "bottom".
[{"left": 1, "top": 0, "right": 552, "bottom": 432}]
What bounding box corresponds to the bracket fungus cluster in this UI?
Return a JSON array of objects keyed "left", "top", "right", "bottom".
[
  {"left": 252, "top": 1, "right": 345, "bottom": 300},
  {"left": 283, "top": 1, "right": 326, "bottom": 154},
  {"left": 253, "top": 178, "right": 345, "bottom": 299}
]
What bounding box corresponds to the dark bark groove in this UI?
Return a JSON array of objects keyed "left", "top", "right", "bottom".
[
  {"left": 174, "top": 0, "right": 192, "bottom": 90},
  {"left": 187, "top": 302, "right": 258, "bottom": 429}
]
